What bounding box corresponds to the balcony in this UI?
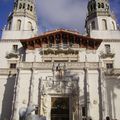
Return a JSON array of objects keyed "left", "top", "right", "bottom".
[
  {"left": 104, "top": 68, "right": 120, "bottom": 75},
  {"left": 42, "top": 43, "right": 79, "bottom": 50},
  {"left": 42, "top": 54, "right": 79, "bottom": 62},
  {"left": 6, "top": 50, "right": 19, "bottom": 59},
  {"left": 41, "top": 44, "right": 79, "bottom": 55},
  {"left": 100, "top": 52, "right": 115, "bottom": 59}
]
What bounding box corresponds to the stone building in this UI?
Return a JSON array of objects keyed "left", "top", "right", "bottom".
[{"left": 0, "top": 0, "right": 120, "bottom": 120}]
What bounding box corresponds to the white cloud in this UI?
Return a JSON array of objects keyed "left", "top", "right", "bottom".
[{"left": 36, "top": 0, "right": 88, "bottom": 33}]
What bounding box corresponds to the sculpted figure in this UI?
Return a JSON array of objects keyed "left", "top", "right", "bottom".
[
  {"left": 42, "top": 95, "right": 48, "bottom": 116},
  {"left": 19, "top": 105, "right": 46, "bottom": 120},
  {"left": 56, "top": 63, "right": 65, "bottom": 78}
]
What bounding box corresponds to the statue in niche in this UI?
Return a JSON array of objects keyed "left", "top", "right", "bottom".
[
  {"left": 72, "top": 95, "right": 78, "bottom": 120},
  {"left": 56, "top": 63, "right": 66, "bottom": 79},
  {"left": 41, "top": 94, "right": 48, "bottom": 116},
  {"left": 40, "top": 84, "right": 48, "bottom": 116}
]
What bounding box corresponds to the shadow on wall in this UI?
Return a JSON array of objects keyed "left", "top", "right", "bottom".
[
  {"left": 106, "top": 77, "right": 120, "bottom": 119},
  {"left": 1, "top": 74, "right": 16, "bottom": 120}
]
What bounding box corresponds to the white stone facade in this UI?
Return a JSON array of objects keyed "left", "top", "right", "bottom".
[{"left": 0, "top": 0, "right": 120, "bottom": 120}]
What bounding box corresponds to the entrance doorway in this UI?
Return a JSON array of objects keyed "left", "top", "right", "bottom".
[{"left": 51, "top": 97, "right": 69, "bottom": 120}]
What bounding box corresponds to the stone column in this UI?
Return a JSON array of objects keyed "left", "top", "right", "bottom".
[
  {"left": 12, "top": 68, "right": 21, "bottom": 120},
  {"left": 98, "top": 68, "right": 103, "bottom": 120},
  {"left": 28, "top": 68, "right": 35, "bottom": 106}
]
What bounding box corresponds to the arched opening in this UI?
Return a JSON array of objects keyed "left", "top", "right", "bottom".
[
  {"left": 30, "top": 6, "right": 33, "bottom": 11},
  {"left": 23, "top": 3, "right": 25, "bottom": 9},
  {"left": 90, "top": 5, "right": 93, "bottom": 11},
  {"left": 16, "top": 20, "right": 21, "bottom": 30},
  {"left": 98, "top": 3, "right": 100, "bottom": 8},
  {"left": 102, "top": 19, "right": 107, "bottom": 30},
  {"left": 93, "top": 3, "right": 96, "bottom": 10},
  {"left": 27, "top": 4, "right": 30, "bottom": 10},
  {"left": 19, "top": 3, "right": 22, "bottom": 9},
  {"left": 112, "top": 21, "right": 115, "bottom": 30},
  {"left": 91, "top": 21, "right": 95, "bottom": 30},
  {"left": 101, "top": 3, "right": 104, "bottom": 8},
  {"left": 28, "top": 21, "right": 32, "bottom": 30},
  {"left": 8, "top": 21, "right": 12, "bottom": 30}
]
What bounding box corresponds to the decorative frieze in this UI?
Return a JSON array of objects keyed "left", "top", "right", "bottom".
[
  {"left": 0, "top": 69, "right": 17, "bottom": 75},
  {"left": 19, "top": 62, "right": 102, "bottom": 70}
]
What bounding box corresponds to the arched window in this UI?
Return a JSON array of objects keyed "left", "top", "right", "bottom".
[
  {"left": 16, "top": 20, "right": 21, "bottom": 30},
  {"left": 90, "top": 5, "right": 93, "bottom": 11},
  {"left": 91, "top": 21, "right": 95, "bottom": 30},
  {"left": 8, "top": 21, "right": 12, "bottom": 30},
  {"left": 98, "top": 3, "right": 100, "bottom": 8},
  {"left": 30, "top": 6, "right": 33, "bottom": 11},
  {"left": 23, "top": 3, "right": 25, "bottom": 9},
  {"left": 93, "top": 3, "right": 96, "bottom": 10},
  {"left": 28, "top": 21, "right": 32, "bottom": 30},
  {"left": 101, "top": 3, "right": 104, "bottom": 8},
  {"left": 19, "top": 3, "right": 22, "bottom": 9},
  {"left": 106, "top": 4, "right": 109, "bottom": 10},
  {"left": 102, "top": 19, "right": 107, "bottom": 30},
  {"left": 27, "top": 4, "right": 30, "bottom": 10},
  {"left": 112, "top": 21, "right": 115, "bottom": 30}
]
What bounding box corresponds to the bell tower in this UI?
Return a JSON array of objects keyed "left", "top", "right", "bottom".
[
  {"left": 85, "top": 0, "right": 117, "bottom": 35},
  {"left": 1, "top": 0, "right": 38, "bottom": 39}
]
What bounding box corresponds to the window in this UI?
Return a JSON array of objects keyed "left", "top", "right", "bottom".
[
  {"left": 112, "top": 21, "right": 115, "bottom": 30},
  {"left": 30, "top": 6, "right": 33, "bottom": 11},
  {"left": 10, "top": 63, "right": 16, "bottom": 69},
  {"left": 98, "top": 3, "right": 100, "bottom": 8},
  {"left": 105, "top": 44, "right": 111, "bottom": 54},
  {"left": 93, "top": 3, "right": 96, "bottom": 10},
  {"left": 106, "top": 63, "right": 113, "bottom": 69},
  {"left": 16, "top": 20, "right": 21, "bottom": 30},
  {"left": 28, "top": 21, "right": 32, "bottom": 30},
  {"left": 13, "top": 45, "right": 18, "bottom": 52},
  {"left": 101, "top": 3, "right": 104, "bottom": 8},
  {"left": 102, "top": 19, "right": 107, "bottom": 30},
  {"left": 106, "top": 4, "right": 109, "bottom": 10},
  {"left": 91, "top": 21, "right": 95, "bottom": 30},
  {"left": 23, "top": 3, "right": 25, "bottom": 9},
  {"left": 19, "top": 3, "right": 22, "bottom": 9},
  {"left": 8, "top": 21, "right": 12, "bottom": 30},
  {"left": 27, "top": 4, "right": 30, "bottom": 10},
  {"left": 90, "top": 5, "right": 93, "bottom": 11}
]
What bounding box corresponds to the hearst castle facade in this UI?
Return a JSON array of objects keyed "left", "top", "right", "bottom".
[{"left": 0, "top": 0, "right": 120, "bottom": 120}]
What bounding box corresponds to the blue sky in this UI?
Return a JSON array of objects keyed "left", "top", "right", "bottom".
[{"left": 0, "top": 0, "right": 120, "bottom": 37}]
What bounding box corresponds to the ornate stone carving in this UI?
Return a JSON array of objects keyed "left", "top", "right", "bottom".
[
  {"left": 41, "top": 94, "right": 48, "bottom": 116},
  {"left": 55, "top": 63, "right": 66, "bottom": 78},
  {"left": 40, "top": 74, "right": 79, "bottom": 95}
]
